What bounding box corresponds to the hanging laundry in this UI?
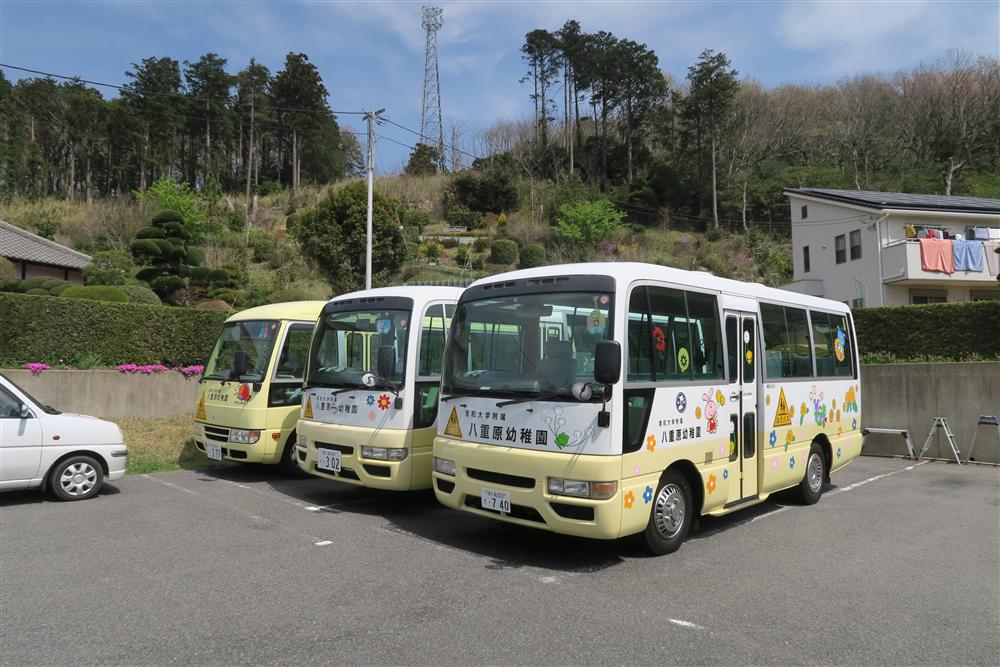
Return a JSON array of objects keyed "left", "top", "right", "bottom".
[
  {"left": 973, "top": 227, "right": 990, "bottom": 241},
  {"left": 984, "top": 241, "right": 1000, "bottom": 276},
  {"left": 953, "top": 240, "right": 984, "bottom": 272},
  {"left": 919, "top": 238, "right": 954, "bottom": 273},
  {"left": 989, "top": 228, "right": 1000, "bottom": 241}
]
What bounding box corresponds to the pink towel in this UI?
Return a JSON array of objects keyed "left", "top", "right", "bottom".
[
  {"left": 919, "top": 238, "right": 954, "bottom": 273},
  {"left": 984, "top": 241, "right": 1000, "bottom": 276}
]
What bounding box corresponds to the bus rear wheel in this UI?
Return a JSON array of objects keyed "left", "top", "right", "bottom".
[
  {"left": 792, "top": 442, "right": 826, "bottom": 505},
  {"left": 641, "top": 471, "right": 693, "bottom": 555}
]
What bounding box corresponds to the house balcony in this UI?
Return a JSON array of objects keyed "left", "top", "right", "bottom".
[{"left": 880, "top": 240, "right": 998, "bottom": 285}]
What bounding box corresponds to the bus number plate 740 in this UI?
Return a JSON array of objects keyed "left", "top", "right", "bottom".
[{"left": 481, "top": 488, "right": 511, "bottom": 514}]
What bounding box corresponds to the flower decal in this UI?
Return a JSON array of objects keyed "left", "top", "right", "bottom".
[
  {"left": 836, "top": 447, "right": 842, "bottom": 458},
  {"left": 236, "top": 383, "right": 252, "bottom": 403},
  {"left": 646, "top": 434, "right": 657, "bottom": 452},
  {"left": 765, "top": 394, "right": 771, "bottom": 406},
  {"left": 785, "top": 430, "right": 794, "bottom": 446},
  {"left": 852, "top": 418, "right": 857, "bottom": 430},
  {"left": 745, "top": 349, "right": 753, "bottom": 365},
  {"left": 366, "top": 394, "right": 376, "bottom": 406},
  {"left": 675, "top": 392, "right": 687, "bottom": 413},
  {"left": 723, "top": 469, "right": 729, "bottom": 480},
  {"left": 695, "top": 406, "right": 702, "bottom": 419},
  {"left": 624, "top": 490, "right": 636, "bottom": 509},
  {"left": 367, "top": 410, "right": 377, "bottom": 422},
  {"left": 633, "top": 464, "right": 641, "bottom": 475},
  {"left": 706, "top": 474, "right": 717, "bottom": 494},
  {"left": 789, "top": 456, "right": 796, "bottom": 469},
  {"left": 652, "top": 326, "right": 666, "bottom": 353},
  {"left": 642, "top": 485, "right": 654, "bottom": 504},
  {"left": 718, "top": 444, "right": 727, "bottom": 457},
  {"left": 769, "top": 430, "right": 777, "bottom": 447},
  {"left": 555, "top": 432, "right": 570, "bottom": 448},
  {"left": 377, "top": 394, "right": 391, "bottom": 410},
  {"left": 771, "top": 458, "right": 778, "bottom": 470}
]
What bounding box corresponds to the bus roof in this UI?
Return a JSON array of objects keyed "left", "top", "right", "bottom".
[
  {"left": 466, "top": 262, "right": 852, "bottom": 314},
  {"left": 326, "top": 285, "right": 465, "bottom": 309},
  {"left": 225, "top": 300, "right": 327, "bottom": 323}
]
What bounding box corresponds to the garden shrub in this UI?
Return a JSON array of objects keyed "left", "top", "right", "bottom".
[
  {"left": 60, "top": 285, "right": 130, "bottom": 303},
  {"left": 84, "top": 250, "right": 134, "bottom": 286},
  {"left": 489, "top": 239, "right": 519, "bottom": 265},
  {"left": 445, "top": 206, "right": 482, "bottom": 230},
  {"left": 472, "top": 237, "right": 490, "bottom": 253},
  {"left": 519, "top": 244, "right": 547, "bottom": 269},
  {"left": 853, "top": 300, "right": 1000, "bottom": 361},
  {"left": 120, "top": 284, "right": 161, "bottom": 305},
  {"left": 0, "top": 292, "right": 227, "bottom": 366}
]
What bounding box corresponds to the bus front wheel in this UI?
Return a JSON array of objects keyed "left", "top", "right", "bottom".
[
  {"left": 793, "top": 442, "right": 826, "bottom": 505},
  {"left": 641, "top": 470, "right": 693, "bottom": 555},
  {"left": 280, "top": 432, "right": 306, "bottom": 478}
]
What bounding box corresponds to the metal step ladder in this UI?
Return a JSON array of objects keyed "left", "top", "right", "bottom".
[
  {"left": 966, "top": 415, "right": 1000, "bottom": 463},
  {"left": 918, "top": 417, "right": 962, "bottom": 465}
]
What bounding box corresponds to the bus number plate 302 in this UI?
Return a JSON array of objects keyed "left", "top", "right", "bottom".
[
  {"left": 481, "top": 488, "right": 511, "bottom": 514},
  {"left": 317, "top": 448, "right": 342, "bottom": 473}
]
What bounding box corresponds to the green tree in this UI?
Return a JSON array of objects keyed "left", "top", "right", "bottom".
[
  {"left": 553, "top": 199, "right": 625, "bottom": 253},
  {"left": 122, "top": 57, "right": 184, "bottom": 187},
  {"left": 235, "top": 59, "right": 273, "bottom": 197},
  {"left": 290, "top": 181, "right": 407, "bottom": 293},
  {"left": 404, "top": 143, "right": 440, "bottom": 177},
  {"left": 521, "top": 28, "right": 562, "bottom": 146},
  {"left": 183, "top": 53, "right": 235, "bottom": 184},
  {"left": 684, "top": 49, "right": 739, "bottom": 228}
]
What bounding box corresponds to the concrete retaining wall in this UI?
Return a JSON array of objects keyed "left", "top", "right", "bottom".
[
  {"left": 861, "top": 362, "right": 1000, "bottom": 464},
  {"left": 3, "top": 369, "right": 199, "bottom": 419}
]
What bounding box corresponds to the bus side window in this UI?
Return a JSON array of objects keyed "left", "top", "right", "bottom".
[
  {"left": 648, "top": 287, "right": 688, "bottom": 380},
  {"left": 685, "top": 291, "right": 723, "bottom": 380},
  {"left": 415, "top": 304, "right": 446, "bottom": 428},
  {"left": 726, "top": 316, "right": 738, "bottom": 383},
  {"left": 627, "top": 287, "right": 653, "bottom": 382},
  {"left": 274, "top": 324, "right": 313, "bottom": 379}
]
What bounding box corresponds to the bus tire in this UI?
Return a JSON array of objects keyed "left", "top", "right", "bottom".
[
  {"left": 793, "top": 442, "right": 825, "bottom": 505},
  {"left": 641, "top": 470, "right": 693, "bottom": 555},
  {"left": 279, "top": 432, "right": 306, "bottom": 478}
]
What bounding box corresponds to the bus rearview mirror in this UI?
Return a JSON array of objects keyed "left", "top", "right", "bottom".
[{"left": 594, "top": 341, "right": 621, "bottom": 385}]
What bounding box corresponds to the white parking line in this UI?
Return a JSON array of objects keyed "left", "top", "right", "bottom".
[
  {"left": 669, "top": 618, "right": 706, "bottom": 630},
  {"left": 828, "top": 460, "right": 930, "bottom": 496},
  {"left": 315, "top": 540, "right": 333, "bottom": 546}
]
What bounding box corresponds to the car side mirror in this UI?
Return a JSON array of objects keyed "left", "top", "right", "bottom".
[
  {"left": 20, "top": 403, "right": 30, "bottom": 419},
  {"left": 234, "top": 349, "right": 249, "bottom": 377},
  {"left": 594, "top": 340, "right": 622, "bottom": 386},
  {"left": 377, "top": 345, "right": 395, "bottom": 380}
]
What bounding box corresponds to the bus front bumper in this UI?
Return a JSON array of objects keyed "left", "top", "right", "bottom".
[
  {"left": 296, "top": 420, "right": 431, "bottom": 491},
  {"left": 192, "top": 423, "right": 287, "bottom": 464},
  {"left": 432, "top": 436, "right": 624, "bottom": 540}
]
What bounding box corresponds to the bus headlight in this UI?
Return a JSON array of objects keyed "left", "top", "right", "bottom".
[
  {"left": 297, "top": 434, "right": 308, "bottom": 447},
  {"left": 547, "top": 478, "right": 617, "bottom": 500},
  {"left": 362, "top": 446, "right": 408, "bottom": 461},
  {"left": 229, "top": 429, "right": 261, "bottom": 444},
  {"left": 434, "top": 457, "right": 456, "bottom": 476}
]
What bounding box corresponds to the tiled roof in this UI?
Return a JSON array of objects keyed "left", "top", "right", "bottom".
[
  {"left": 783, "top": 188, "right": 1000, "bottom": 214},
  {"left": 0, "top": 220, "right": 92, "bottom": 269}
]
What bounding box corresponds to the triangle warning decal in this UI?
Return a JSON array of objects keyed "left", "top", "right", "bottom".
[
  {"left": 773, "top": 388, "right": 791, "bottom": 427},
  {"left": 196, "top": 392, "right": 207, "bottom": 421},
  {"left": 303, "top": 396, "right": 314, "bottom": 419},
  {"left": 444, "top": 406, "right": 462, "bottom": 437}
]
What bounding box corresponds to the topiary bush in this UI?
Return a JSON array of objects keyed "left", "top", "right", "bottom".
[
  {"left": 60, "top": 285, "right": 130, "bottom": 303},
  {"left": 489, "top": 239, "right": 519, "bottom": 266},
  {"left": 853, "top": 300, "right": 1000, "bottom": 361},
  {"left": 120, "top": 284, "right": 162, "bottom": 305},
  {"left": 84, "top": 250, "right": 135, "bottom": 286},
  {"left": 519, "top": 244, "right": 547, "bottom": 269},
  {"left": 131, "top": 208, "right": 203, "bottom": 299}
]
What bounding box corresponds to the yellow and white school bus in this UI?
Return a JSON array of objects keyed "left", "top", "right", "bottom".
[
  {"left": 193, "top": 301, "right": 326, "bottom": 473},
  {"left": 432, "top": 263, "right": 862, "bottom": 554},
  {"left": 295, "top": 286, "right": 463, "bottom": 490}
]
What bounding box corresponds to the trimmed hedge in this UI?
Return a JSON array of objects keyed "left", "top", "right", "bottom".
[
  {"left": 0, "top": 292, "right": 228, "bottom": 366},
  {"left": 60, "top": 285, "right": 129, "bottom": 302},
  {"left": 854, "top": 300, "right": 1000, "bottom": 361}
]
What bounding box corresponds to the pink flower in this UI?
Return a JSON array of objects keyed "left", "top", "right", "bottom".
[
  {"left": 23, "top": 362, "right": 51, "bottom": 375},
  {"left": 176, "top": 365, "right": 204, "bottom": 377}
]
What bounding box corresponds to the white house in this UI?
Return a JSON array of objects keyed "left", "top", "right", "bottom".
[{"left": 782, "top": 188, "right": 1000, "bottom": 307}]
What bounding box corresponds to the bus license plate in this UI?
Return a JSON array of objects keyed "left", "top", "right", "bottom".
[
  {"left": 207, "top": 443, "right": 222, "bottom": 461},
  {"left": 317, "top": 448, "right": 342, "bottom": 473},
  {"left": 481, "top": 488, "right": 511, "bottom": 514}
]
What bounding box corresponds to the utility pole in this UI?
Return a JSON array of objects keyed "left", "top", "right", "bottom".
[{"left": 364, "top": 108, "right": 385, "bottom": 290}]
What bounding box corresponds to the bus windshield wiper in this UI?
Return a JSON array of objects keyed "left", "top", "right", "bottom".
[{"left": 496, "top": 390, "right": 566, "bottom": 408}]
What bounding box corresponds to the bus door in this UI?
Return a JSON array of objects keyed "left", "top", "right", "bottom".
[{"left": 725, "top": 311, "right": 759, "bottom": 500}]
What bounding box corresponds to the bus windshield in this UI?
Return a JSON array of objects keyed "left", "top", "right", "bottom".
[
  {"left": 204, "top": 320, "right": 281, "bottom": 382},
  {"left": 443, "top": 291, "right": 613, "bottom": 399},
  {"left": 306, "top": 309, "right": 410, "bottom": 389}
]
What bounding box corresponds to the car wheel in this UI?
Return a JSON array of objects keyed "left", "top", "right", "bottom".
[
  {"left": 50, "top": 456, "right": 104, "bottom": 501},
  {"left": 279, "top": 434, "right": 306, "bottom": 478},
  {"left": 793, "top": 442, "right": 826, "bottom": 505},
  {"left": 641, "top": 470, "right": 693, "bottom": 555}
]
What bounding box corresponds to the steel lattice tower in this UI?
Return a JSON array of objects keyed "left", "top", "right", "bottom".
[{"left": 420, "top": 6, "right": 445, "bottom": 171}]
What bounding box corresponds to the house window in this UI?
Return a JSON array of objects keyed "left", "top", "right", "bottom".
[
  {"left": 835, "top": 235, "right": 846, "bottom": 264},
  {"left": 803, "top": 246, "right": 810, "bottom": 273},
  {"left": 801, "top": 205, "right": 808, "bottom": 220},
  {"left": 909, "top": 289, "right": 947, "bottom": 305},
  {"left": 969, "top": 291, "right": 1000, "bottom": 301},
  {"left": 850, "top": 229, "right": 862, "bottom": 260}
]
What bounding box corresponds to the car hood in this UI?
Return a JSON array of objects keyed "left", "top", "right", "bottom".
[{"left": 43, "top": 413, "right": 124, "bottom": 446}]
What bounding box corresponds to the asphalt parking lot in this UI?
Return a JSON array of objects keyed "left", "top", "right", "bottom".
[{"left": 1, "top": 456, "right": 997, "bottom": 666}]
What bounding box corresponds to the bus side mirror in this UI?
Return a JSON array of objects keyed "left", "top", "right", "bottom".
[
  {"left": 377, "top": 345, "right": 395, "bottom": 379},
  {"left": 234, "top": 349, "right": 249, "bottom": 377},
  {"left": 594, "top": 341, "right": 621, "bottom": 386}
]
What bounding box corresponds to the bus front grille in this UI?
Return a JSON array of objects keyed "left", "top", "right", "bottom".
[
  {"left": 203, "top": 425, "right": 229, "bottom": 443},
  {"left": 466, "top": 467, "right": 535, "bottom": 489},
  {"left": 315, "top": 442, "right": 354, "bottom": 455}
]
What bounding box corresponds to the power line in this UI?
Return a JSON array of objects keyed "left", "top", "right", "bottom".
[{"left": 0, "top": 63, "right": 368, "bottom": 116}]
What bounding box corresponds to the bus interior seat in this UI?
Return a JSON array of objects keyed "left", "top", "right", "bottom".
[{"left": 538, "top": 340, "right": 575, "bottom": 389}]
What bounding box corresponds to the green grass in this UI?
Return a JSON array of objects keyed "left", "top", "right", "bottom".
[{"left": 117, "top": 417, "right": 232, "bottom": 475}]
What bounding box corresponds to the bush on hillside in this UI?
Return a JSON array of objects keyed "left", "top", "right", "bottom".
[
  {"left": 519, "top": 244, "right": 547, "bottom": 269},
  {"left": 404, "top": 208, "right": 432, "bottom": 232},
  {"left": 853, "top": 300, "right": 1000, "bottom": 361},
  {"left": 0, "top": 278, "right": 74, "bottom": 296},
  {"left": 84, "top": 250, "right": 135, "bottom": 286},
  {"left": 60, "top": 285, "right": 130, "bottom": 303},
  {"left": 449, "top": 167, "right": 519, "bottom": 214},
  {"left": 445, "top": 206, "right": 482, "bottom": 230},
  {"left": 490, "top": 239, "right": 519, "bottom": 266},
  {"left": 0, "top": 292, "right": 226, "bottom": 366},
  {"left": 472, "top": 237, "right": 490, "bottom": 253},
  {"left": 119, "top": 284, "right": 161, "bottom": 305},
  {"left": 553, "top": 199, "right": 626, "bottom": 255}
]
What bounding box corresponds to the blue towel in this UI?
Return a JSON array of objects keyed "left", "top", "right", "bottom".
[{"left": 952, "top": 240, "right": 984, "bottom": 271}]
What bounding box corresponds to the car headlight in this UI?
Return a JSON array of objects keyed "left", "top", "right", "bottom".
[
  {"left": 362, "top": 446, "right": 407, "bottom": 461},
  {"left": 547, "top": 477, "right": 617, "bottom": 500},
  {"left": 229, "top": 429, "right": 261, "bottom": 444},
  {"left": 433, "top": 457, "right": 456, "bottom": 476}
]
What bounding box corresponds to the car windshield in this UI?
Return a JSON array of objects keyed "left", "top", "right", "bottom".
[
  {"left": 203, "top": 320, "right": 281, "bottom": 382},
  {"left": 0, "top": 373, "right": 61, "bottom": 415},
  {"left": 443, "top": 291, "right": 613, "bottom": 399},
  {"left": 306, "top": 309, "right": 410, "bottom": 389}
]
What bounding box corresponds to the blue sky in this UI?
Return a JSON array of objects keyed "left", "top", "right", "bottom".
[{"left": 2, "top": 1, "right": 998, "bottom": 172}]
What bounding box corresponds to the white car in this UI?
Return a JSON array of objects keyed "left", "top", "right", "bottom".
[{"left": 0, "top": 373, "right": 127, "bottom": 501}]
